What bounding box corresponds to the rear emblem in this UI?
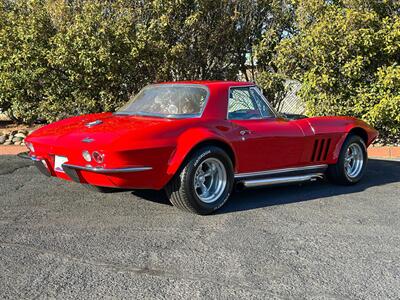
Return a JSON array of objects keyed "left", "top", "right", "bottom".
[
  {"left": 82, "top": 137, "right": 94, "bottom": 143},
  {"left": 85, "top": 120, "right": 103, "bottom": 127}
]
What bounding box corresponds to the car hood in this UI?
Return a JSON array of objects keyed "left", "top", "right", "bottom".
[{"left": 27, "top": 112, "right": 184, "bottom": 150}]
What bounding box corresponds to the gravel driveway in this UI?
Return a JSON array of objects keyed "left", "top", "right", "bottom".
[{"left": 0, "top": 156, "right": 399, "bottom": 299}]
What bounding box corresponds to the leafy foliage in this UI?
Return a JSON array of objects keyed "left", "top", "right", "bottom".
[
  {"left": 276, "top": 0, "right": 400, "bottom": 143},
  {"left": 0, "top": 0, "right": 277, "bottom": 123},
  {"left": 0, "top": 0, "right": 399, "bottom": 143},
  {"left": 0, "top": 0, "right": 55, "bottom": 122}
]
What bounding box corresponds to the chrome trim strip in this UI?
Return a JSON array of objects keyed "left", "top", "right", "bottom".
[
  {"left": 234, "top": 164, "right": 328, "bottom": 179},
  {"left": 17, "top": 151, "right": 31, "bottom": 160},
  {"left": 241, "top": 173, "right": 324, "bottom": 188},
  {"left": 17, "top": 151, "right": 42, "bottom": 162},
  {"left": 17, "top": 152, "right": 51, "bottom": 177},
  {"left": 82, "top": 137, "right": 95, "bottom": 143},
  {"left": 85, "top": 120, "right": 103, "bottom": 128},
  {"left": 62, "top": 164, "right": 152, "bottom": 174}
]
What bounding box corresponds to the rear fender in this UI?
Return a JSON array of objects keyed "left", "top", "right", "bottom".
[{"left": 167, "top": 128, "right": 236, "bottom": 176}]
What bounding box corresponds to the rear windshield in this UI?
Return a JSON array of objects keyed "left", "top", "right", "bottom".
[{"left": 115, "top": 84, "right": 208, "bottom": 118}]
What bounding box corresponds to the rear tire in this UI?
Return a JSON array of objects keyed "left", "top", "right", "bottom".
[
  {"left": 327, "top": 134, "right": 367, "bottom": 185},
  {"left": 165, "top": 146, "right": 234, "bottom": 215}
]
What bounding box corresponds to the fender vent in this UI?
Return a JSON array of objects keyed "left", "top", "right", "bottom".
[{"left": 311, "top": 138, "right": 331, "bottom": 162}]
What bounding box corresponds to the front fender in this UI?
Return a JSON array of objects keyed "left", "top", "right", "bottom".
[
  {"left": 331, "top": 119, "right": 379, "bottom": 162},
  {"left": 166, "top": 127, "right": 235, "bottom": 176}
]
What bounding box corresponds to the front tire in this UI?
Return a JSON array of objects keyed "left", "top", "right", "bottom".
[
  {"left": 327, "top": 134, "right": 367, "bottom": 185},
  {"left": 165, "top": 146, "right": 234, "bottom": 215}
]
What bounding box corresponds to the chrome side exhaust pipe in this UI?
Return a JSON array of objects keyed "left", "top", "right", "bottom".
[{"left": 239, "top": 173, "right": 324, "bottom": 189}]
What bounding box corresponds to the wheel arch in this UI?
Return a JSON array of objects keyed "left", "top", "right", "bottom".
[
  {"left": 184, "top": 139, "right": 236, "bottom": 167},
  {"left": 332, "top": 126, "right": 369, "bottom": 163},
  {"left": 167, "top": 137, "right": 237, "bottom": 177},
  {"left": 348, "top": 127, "right": 368, "bottom": 145}
]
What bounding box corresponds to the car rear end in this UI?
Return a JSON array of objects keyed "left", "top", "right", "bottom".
[{"left": 21, "top": 138, "right": 175, "bottom": 190}]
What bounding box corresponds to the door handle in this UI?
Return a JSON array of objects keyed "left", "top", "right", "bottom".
[{"left": 240, "top": 130, "right": 251, "bottom": 136}]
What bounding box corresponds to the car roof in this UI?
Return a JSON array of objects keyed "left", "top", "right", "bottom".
[
  {"left": 154, "top": 80, "right": 257, "bottom": 119},
  {"left": 158, "top": 80, "right": 255, "bottom": 88}
]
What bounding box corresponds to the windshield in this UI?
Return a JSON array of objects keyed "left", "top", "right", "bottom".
[{"left": 115, "top": 84, "right": 209, "bottom": 118}]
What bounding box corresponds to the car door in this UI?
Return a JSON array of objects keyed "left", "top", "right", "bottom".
[{"left": 227, "top": 86, "right": 306, "bottom": 173}]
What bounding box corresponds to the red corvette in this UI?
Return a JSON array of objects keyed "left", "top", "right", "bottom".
[{"left": 20, "top": 81, "right": 378, "bottom": 214}]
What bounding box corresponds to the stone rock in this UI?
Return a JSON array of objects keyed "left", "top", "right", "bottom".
[
  {"left": 0, "top": 135, "right": 6, "bottom": 144},
  {"left": 12, "top": 137, "right": 23, "bottom": 143},
  {"left": 14, "top": 132, "right": 26, "bottom": 138},
  {"left": 18, "top": 129, "right": 28, "bottom": 135},
  {"left": 3, "top": 141, "right": 12, "bottom": 145},
  {"left": 10, "top": 130, "right": 18, "bottom": 135}
]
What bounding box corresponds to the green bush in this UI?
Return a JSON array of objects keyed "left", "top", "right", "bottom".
[
  {"left": 358, "top": 65, "right": 400, "bottom": 143},
  {"left": 0, "top": 0, "right": 271, "bottom": 123},
  {"left": 0, "top": 0, "right": 399, "bottom": 143},
  {"left": 0, "top": 0, "right": 55, "bottom": 123},
  {"left": 0, "top": 0, "right": 164, "bottom": 123},
  {"left": 275, "top": 1, "right": 400, "bottom": 143}
]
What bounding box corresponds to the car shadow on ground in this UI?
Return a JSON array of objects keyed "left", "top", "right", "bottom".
[
  {"left": 133, "top": 159, "right": 399, "bottom": 214},
  {"left": 131, "top": 189, "right": 171, "bottom": 205},
  {"left": 218, "top": 159, "right": 400, "bottom": 214}
]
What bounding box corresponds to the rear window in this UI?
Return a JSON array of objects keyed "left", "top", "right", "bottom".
[{"left": 116, "top": 84, "right": 209, "bottom": 118}]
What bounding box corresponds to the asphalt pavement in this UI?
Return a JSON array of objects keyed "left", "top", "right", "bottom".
[{"left": 0, "top": 156, "right": 399, "bottom": 299}]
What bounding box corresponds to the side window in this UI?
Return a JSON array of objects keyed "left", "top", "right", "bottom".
[
  {"left": 228, "top": 87, "right": 262, "bottom": 120},
  {"left": 228, "top": 87, "right": 275, "bottom": 120},
  {"left": 249, "top": 87, "right": 275, "bottom": 118}
]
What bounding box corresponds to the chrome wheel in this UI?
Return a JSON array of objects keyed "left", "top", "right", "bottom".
[
  {"left": 194, "top": 158, "right": 227, "bottom": 204},
  {"left": 344, "top": 143, "right": 364, "bottom": 178}
]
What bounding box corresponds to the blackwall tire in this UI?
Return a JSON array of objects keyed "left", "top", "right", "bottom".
[
  {"left": 327, "top": 134, "right": 367, "bottom": 185},
  {"left": 165, "top": 146, "right": 234, "bottom": 215}
]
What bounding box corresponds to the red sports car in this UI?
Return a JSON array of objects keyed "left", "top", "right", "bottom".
[{"left": 20, "top": 81, "right": 378, "bottom": 214}]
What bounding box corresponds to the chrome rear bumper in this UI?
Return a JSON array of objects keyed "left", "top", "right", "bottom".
[
  {"left": 18, "top": 152, "right": 152, "bottom": 182},
  {"left": 17, "top": 151, "right": 51, "bottom": 177},
  {"left": 17, "top": 151, "right": 31, "bottom": 160},
  {"left": 61, "top": 164, "right": 152, "bottom": 183},
  {"left": 61, "top": 164, "right": 152, "bottom": 173}
]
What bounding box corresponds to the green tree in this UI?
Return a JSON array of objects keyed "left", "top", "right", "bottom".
[
  {"left": 0, "top": 0, "right": 284, "bottom": 123},
  {"left": 0, "top": 0, "right": 55, "bottom": 122},
  {"left": 276, "top": 0, "right": 400, "bottom": 142},
  {"left": 43, "top": 0, "right": 159, "bottom": 121},
  {"left": 147, "top": 0, "right": 278, "bottom": 82},
  {"left": 251, "top": 0, "right": 296, "bottom": 108}
]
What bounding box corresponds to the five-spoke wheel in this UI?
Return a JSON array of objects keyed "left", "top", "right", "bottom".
[
  {"left": 193, "top": 158, "right": 227, "bottom": 204},
  {"left": 344, "top": 143, "right": 364, "bottom": 178}
]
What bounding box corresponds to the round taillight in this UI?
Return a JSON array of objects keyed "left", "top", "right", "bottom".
[
  {"left": 92, "top": 151, "right": 104, "bottom": 164},
  {"left": 82, "top": 150, "right": 91, "bottom": 162}
]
